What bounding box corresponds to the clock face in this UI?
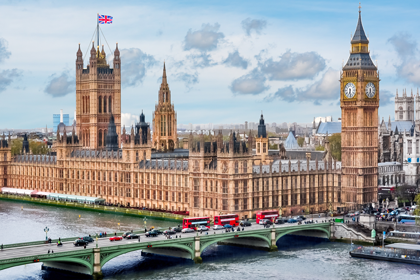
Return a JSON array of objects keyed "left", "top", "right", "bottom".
[
  {"left": 365, "top": 82, "right": 376, "bottom": 98},
  {"left": 344, "top": 83, "right": 356, "bottom": 98}
]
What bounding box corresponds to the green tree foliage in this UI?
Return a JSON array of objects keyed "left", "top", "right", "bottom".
[
  {"left": 414, "top": 194, "right": 420, "bottom": 225},
  {"left": 11, "top": 139, "right": 22, "bottom": 156},
  {"left": 29, "top": 140, "right": 49, "bottom": 155},
  {"left": 297, "top": 137, "right": 305, "bottom": 147},
  {"left": 329, "top": 133, "right": 341, "bottom": 161},
  {"left": 315, "top": 145, "right": 325, "bottom": 151},
  {"left": 269, "top": 143, "right": 278, "bottom": 150}
]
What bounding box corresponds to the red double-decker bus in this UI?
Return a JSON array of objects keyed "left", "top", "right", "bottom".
[
  {"left": 182, "top": 217, "right": 211, "bottom": 230},
  {"left": 256, "top": 210, "right": 279, "bottom": 224},
  {"left": 214, "top": 214, "right": 239, "bottom": 227}
]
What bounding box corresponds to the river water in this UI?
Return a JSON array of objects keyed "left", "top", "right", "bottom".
[{"left": 1, "top": 200, "right": 420, "bottom": 280}]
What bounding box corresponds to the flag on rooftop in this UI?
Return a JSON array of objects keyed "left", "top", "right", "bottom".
[{"left": 98, "top": 15, "right": 113, "bottom": 24}]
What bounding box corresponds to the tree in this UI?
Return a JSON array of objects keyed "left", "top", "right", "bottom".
[
  {"left": 297, "top": 137, "right": 305, "bottom": 147},
  {"left": 10, "top": 139, "right": 22, "bottom": 156},
  {"left": 269, "top": 143, "right": 278, "bottom": 149},
  {"left": 329, "top": 133, "right": 341, "bottom": 161},
  {"left": 29, "top": 140, "right": 49, "bottom": 155},
  {"left": 315, "top": 145, "right": 325, "bottom": 151},
  {"left": 414, "top": 194, "right": 420, "bottom": 225}
]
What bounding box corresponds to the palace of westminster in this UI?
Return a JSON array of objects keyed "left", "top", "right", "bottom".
[{"left": 0, "top": 10, "right": 380, "bottom": 218}]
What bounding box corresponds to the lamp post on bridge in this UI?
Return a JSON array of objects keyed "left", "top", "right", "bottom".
[
  {"left": 96, "top": 234, "right": 99, "bottom": 248},
  {"left": 143, "top": 217, "right": 147, "bottom": 231},
  {"left": 44, "top": 226, "right": 49, "bottom": 241}
]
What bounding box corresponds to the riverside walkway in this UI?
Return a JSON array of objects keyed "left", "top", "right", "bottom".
[{"left": 0, "top": 222, "right": 331, "bottom": 279}]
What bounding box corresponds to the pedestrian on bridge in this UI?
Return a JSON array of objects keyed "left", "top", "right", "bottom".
[
  {"left": 1, "top": 244, "right": 3, "bottom": 250},
  {"left": 48, "top": 250, "right": 50, "bottom": 254},
  {"left": 51, "top": 250, "right": 54, "bottom": 254}
]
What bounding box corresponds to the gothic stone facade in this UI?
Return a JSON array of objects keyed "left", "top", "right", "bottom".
[
  {"left": 340, "top": 10, "right": 379, "bottom": 207},
  {"left": 0, "top": 130, "right": 342, "bottom": 218},
  {"left": 76, "top": 43, "right": 121, "bottom": 150}
]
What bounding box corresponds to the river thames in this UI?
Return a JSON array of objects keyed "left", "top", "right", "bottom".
[{"left": 1, "top": 200, "right": 420, "bottom": 280}]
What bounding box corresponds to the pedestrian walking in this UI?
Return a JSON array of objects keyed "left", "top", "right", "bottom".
[
  {"left": 51, "top": 250, "right": 54, "bottom": 254},
  {"left": 115, "top": 232, "right": 117, "bottom": 236},
  {"left": 84, "top": 245, "right": 86, "bottom": 249},
  {"left": 138, "top": 236, "right": 140, "bottom": 242},
  {"left": 48, "top": 250, "right": 50, "bottom": 254},
  {"left": 1, "top": 244, "right": 3, "bottom": 250},
  {"left": 59, "top": 237, "right": 61, "bottom": 242}
]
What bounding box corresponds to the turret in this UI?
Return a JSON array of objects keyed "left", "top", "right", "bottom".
[
  {"left": 113, "top": 43, "right": 120, "bottom": 73},
  {"left": 76, "top": 44, "right": 83, "bottom": 73}
]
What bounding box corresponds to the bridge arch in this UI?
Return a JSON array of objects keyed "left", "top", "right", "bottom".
[
  {"left": 100, "top": 242, "right": 195, "bottom": 267},
  {"left": 0, "top": 255, "right": 93, "bottom": 275},
  {"left": 275, "top": 225, "right": 330, "bottom": 242},
  {"left": 199, "top": 233, "right": 271, "bottom": 254}
]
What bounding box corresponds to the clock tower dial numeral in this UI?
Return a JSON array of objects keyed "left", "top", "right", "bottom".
[
  {"left": 344, "top": 82, "right": 356, "bottom": 98},
  {"left": 365, "top": 82, "right": 376, "bottom": 98}
]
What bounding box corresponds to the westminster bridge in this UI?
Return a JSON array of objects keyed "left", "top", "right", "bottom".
[{"left": 0, "top": 221, "right": 372, "bottom": 279}]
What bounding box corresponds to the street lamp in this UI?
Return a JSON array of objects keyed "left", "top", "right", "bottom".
[
  {"left": 143, "top": 217, "right": 147, "bottom": 230},
  {"left": 118, "top": 223, "right": 120, "bottom": 232},
  {"left": 96, "top": 234, "right": 98, "bottom": 248},
  {"left": 44, "top": 227, "right": 49, "bottom": 241}
]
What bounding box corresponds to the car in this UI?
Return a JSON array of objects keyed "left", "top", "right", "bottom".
[
  {"left": 153, "top": 229, "right": 164, "bottom": 235},
  {"left": 263, "top": 220, "right": 273, "bottom": 225},
  {"left": 173, "top": 227, "right": 182, "bottom": 233},
  {"left": 126, "top": 233, "right": 139, "bottom": 239},
  {"left": 297, "top": 215, "right": 306, "bottom": 220},
  {"left": 145, "top": 230, "right": 159, "bottom": 237},
  {"left": 258, "top": 219, "right": 268, "bottom": 225},
  {"left": 275, "top": 219, "right": 284, "bottom": 224},
  {"left": 74, "top": 239, "right": 88, "bottom": 246},
  {"left": 288, "top": 218, "right": 298, "bottom": 223},
  {"left": 163, "top": 230, "right": 176, "bottom": 235},
  {"left": 181, "top": 228, "right": 195, "bottom": 233},
  {"left": 122, "top": 232, "right": 132, "bottom": 238},
  {"left": 197, "top": 225, "right": 209, "bottom": 231},
  {"left": 213, "top": 225, "right": 225, "bottom": 230},
  {"left": 80, "top": 236, "right": 94, "bottom": 243},
  {"left": 296, "top": 217, "right": 303, "bottom": 222},
  {"left": 240, "top": 220, "right": 252, "bottom": 227},
  {"left": 109, "top": 236, "right": 123, "bottom": 241},
  {"left": 223, "top": 224, "right": 233, "bottom": 229}
]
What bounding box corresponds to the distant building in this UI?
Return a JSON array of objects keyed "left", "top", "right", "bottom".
[{"left": 53, "top": 110, "right": 69, "bottom": 131}]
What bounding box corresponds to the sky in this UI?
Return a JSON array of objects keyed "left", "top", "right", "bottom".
[{"left": 0, "top": 0, "right": 420, "bottom": 129}]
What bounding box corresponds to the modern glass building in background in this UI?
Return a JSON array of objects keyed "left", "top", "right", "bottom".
[{"left": 53, "top": 113, "right": 69, "bottom": 131}]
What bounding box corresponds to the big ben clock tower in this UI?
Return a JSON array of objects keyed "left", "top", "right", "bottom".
[{"left": 341, "top": 7, "right": 378, "bottom": 208}]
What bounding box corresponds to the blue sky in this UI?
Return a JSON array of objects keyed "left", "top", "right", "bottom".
[{"left": 0, "top": 0, "right": 419, "bottom": 129}]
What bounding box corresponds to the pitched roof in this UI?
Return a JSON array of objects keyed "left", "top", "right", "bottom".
[
  {"left": 284, "top": 131, "right": 299, "bottom": 150},
  {"left": 316, "top": 122, "right": 341, "bottom": 135},
  {"left": 351, "top": 11, "right": 369, "bottom": 44}
]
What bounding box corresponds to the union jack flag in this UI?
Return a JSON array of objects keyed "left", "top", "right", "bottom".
[{"left": 98, "top": 15, "right": 113, "bottom": 24}]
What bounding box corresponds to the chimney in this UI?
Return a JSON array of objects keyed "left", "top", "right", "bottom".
[{"left": 60, "top": 109, "right": 63, "bottom": 123}]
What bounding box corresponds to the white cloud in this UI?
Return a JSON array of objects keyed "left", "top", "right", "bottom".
[
  {"left": 241, "top": 18, "right": 267, "bottom": 36},
  {"left": 260, "top": 50, "right": 326, "bottom": 81},
  {"left": 121, "top": 113, "right": 139, "bottom": 128},
  {"left": 264, "top": 68, "right": 339, "bottom": 103},
  {"left": 230, "top": 68, "right": 269, "bottom": 95},
  {"left": 118, "top": 48, "right": 157, "bottom": 87},
  {"left": 223, "top": 50, "right": 248, "bottom": 69},
  {"left": 184, "top": 23, "right": 224, "bottom": 51},
  {"left": 44, "top": 71, "right": 74, "bottom": 97}
]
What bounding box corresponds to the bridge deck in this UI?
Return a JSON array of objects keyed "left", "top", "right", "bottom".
[{"left": 0, "top": 220, "right": 331, "bottom": 262}]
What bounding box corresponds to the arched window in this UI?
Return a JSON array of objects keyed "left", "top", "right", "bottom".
[
  {"left": 99, "top": 130, "right": 102, "bottom": 147},
  {"left": 98, "top": 96, "right": 102, "bottom": 113},
  {"left": 104, "top": 97, "right": 107, "bottom": 113},
  {"left": 104, "top": 129, "right": 107, "bottom": 146},
  {"left": 109, "top": 96, "right": 112, "bottom": 113}
]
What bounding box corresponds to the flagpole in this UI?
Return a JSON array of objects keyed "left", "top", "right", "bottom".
[{"left": 97, "top": 13, "right": 99, "bottom": 48}]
